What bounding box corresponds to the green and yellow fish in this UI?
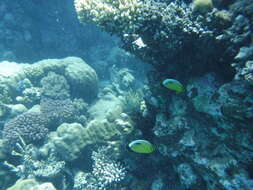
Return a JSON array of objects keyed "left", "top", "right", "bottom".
[
  {"left": 128, "top": 139, "right": 155, "bottom": 154},
  {"left": 162, "top": 78, "right": 184, "bottom": 94}
]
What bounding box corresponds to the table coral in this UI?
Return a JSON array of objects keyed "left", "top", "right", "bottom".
[
  {"left": 75, "top": 0, "right": 143, "bottom": 34},
  {"left": 75, "top": 0, "right": 229, "bottom": 78}
]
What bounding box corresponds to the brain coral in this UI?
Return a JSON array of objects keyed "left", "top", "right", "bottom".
[
  {"left": 40, "top": 72, "right": 70, "bottom": 100},
  {"left": 2, "top": 111, "right": 48, "bottom": 149},
  {"left": 45, "top": 123, "right": 87, "bottom": 161},
  {"left": 64, "top": 58, "right": 98, "bottom": 102}
]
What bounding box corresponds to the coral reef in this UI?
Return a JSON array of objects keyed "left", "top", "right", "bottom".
[
  {"left": 0, "top": 57, "right": 98, "bottom": 105},
  {"left": 0, "top": 82, "right": 12, "bottom": 104},
  {"left": 40, "top": 98, "right": 76, "bottom": 126},
  {"left": 149, "top": 73, "right": 253, "bottom": 189},
  {"left": 75, "top": 0, "right": 143, "bottom": 34},
  {"left": 73, "top": 1, "right": 253, "bottom": 188},
  {"left": 2, "top": 111, "right": 49, "bottom": 149},
  {"left": 233, "top": 44, "right": 253, "bottom": 85},
  {"left": 42, "top": 123, "right": 87, "bottom": 161},
  {"left": 6, "top": 178, "right": 57, "bottom": 190},
  {"left": 73, "top": 146, "right": 126, "bottom": 190},
  {"left": 41, "top": 99, "right": 134, "bottom": 162},
  {"left": 16, "top": 87, "right": 41, "bottom": 107},
  {"left": 64, "top": 59, "right": 98, "bottom": 101},
  {"left": 75, "top": 0, "right": 232, "bottom": 78},
  {"left": 177, "top": 163, "right": 198, "bottom": 189},
  {"left": 110, "top": 67, "right": 136, "bottom": 92},
  {"left": 121, "top": 89, "right": 144, "bottom": 116},
  {"left": 217, "top": 80, "right": 253, "bottom": 120},
  {"left": 192, "top": 0, "right": 213, "bottom": 14},
  {"left": 4, "top": 138, "right": 66, "bottom": 189},
  {"left": 40, "top": 72, "right": 70, "bottom": 100},
  {"left": 1, "top": 0, "right": 253, "bottom": 190}
]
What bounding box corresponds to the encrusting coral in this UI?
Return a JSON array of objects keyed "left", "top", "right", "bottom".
[
  {"left": 6, "top": 178, "right": 57, "bottom": 190},
  {"left": 192, "top": 0, "right": 214, "bottom": 14},
  {"left": 42, "top": 110, "right": 134, "bottom": 162}
]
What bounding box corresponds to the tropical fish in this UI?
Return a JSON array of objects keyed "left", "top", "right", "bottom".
[
  {"left": 128, "top": 139, "right": 155, "bottom": 154},
  {"left": 162, "top": 78, "right": 184, "bottom": 94}
]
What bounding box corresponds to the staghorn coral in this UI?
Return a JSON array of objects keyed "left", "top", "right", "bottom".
[{"left": 2, "top": 111, "right": 48, "bottom": 149}]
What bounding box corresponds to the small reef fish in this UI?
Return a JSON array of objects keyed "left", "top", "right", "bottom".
[
  {"left": 128, "top": 139, "right": 155, "bottom": 154},
  {"left": 162, "top": 78, "right": 184, "bottom": 94}
]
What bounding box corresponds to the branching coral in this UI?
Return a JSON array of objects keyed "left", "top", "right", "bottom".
[
  {"left": 4, "top": 137, "right": 65, "bottom": 180},
  {"left": 74, "top": 0, "right": 143, "bottom": 34},
  {"left": 2, "top": 111, "right": 49, "bottom": 149},
  {"left": 73, "top": 146, "right": 126, "bottom": 190},
  {"left": 91, "top": 146, "right": 126, "bottom": 188},
  {"left": 40, "top": 97, "right": 76, "bottom": 126}
]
